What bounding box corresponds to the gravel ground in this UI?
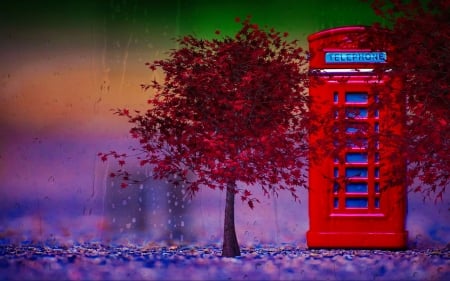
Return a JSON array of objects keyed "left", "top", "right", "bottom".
[{"left": 0, "top": 242, "right": 449, "bottom": 281}]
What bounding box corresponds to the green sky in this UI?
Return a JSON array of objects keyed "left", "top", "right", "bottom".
[{"left": 1, "top": 0, "right": 382, "bottom": 41}]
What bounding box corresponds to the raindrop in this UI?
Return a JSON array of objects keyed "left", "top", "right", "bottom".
[
  {"left": 122, "top": 200, "right": 127, "bottom": 206},
  {"left": 111, "top": 203, "right": 116, "bottom": 209},
  {"left": 180, "top": 221, "right": 184, "bottom": 227},
  {"left": 169, "top": 209, "right": 172, "bottom": 213},
  {"left": 112, "top": 217, "right": 116, "bottom": 223},
  {"left": 132, "top": 217, "right": 136, "bottom": 223},
  {"left": 174, "top": 201, "right": 178, "bottom": 206},
  {"left": 126, "top": 223, "right": 131, "bottom": 229},
  {"left": 139, "top": 184, "right": 144, "bottom": 190},
  {"left": 168, "top": 219, "right": 172, "bottom": 225},
  {"left": 138, "top": 197, "right": 142, "bottom": 203}
]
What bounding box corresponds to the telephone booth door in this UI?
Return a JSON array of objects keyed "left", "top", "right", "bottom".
[{"left": 307, "top": 26, "right": 407, "bottom": 249}]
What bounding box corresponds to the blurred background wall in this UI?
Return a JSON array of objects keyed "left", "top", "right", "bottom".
[{"left": 1, "top": 0, "right": 448, "bottom": 248}]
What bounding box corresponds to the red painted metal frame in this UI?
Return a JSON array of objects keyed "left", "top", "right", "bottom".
[{"left": 307, "top": 26, "right": 407, "bottom": 249}]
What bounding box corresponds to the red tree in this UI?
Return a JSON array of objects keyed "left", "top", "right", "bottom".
[
  {"left": 365, "top": 0, "right": 450, "bottom": 201},
  {"left": 99, "top": 17, "right": 310, "bottom": 257}
]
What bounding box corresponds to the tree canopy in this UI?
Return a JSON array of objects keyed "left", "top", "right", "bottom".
[
  {"left": 366, "top": 0, "right": 449, "bottom": 201},
  {"left": 100, "top": 16, "right": 310, "bottom": 208}
]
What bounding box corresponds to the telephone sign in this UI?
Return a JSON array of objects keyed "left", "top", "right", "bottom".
[
  {"left": 325, "top": 52, "right": 387, "bottom": 64},
  {"left": 307, "top": 26, "right": 407, "bottom": 249}
]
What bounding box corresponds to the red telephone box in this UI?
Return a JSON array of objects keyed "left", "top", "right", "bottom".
[{"left": 307, "top": 26, "right": 407, "bottom": 249}]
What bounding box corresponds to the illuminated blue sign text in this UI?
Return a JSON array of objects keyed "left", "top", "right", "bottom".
[{"left": 325, "top": 52, "right": 387, "bottom": 64}]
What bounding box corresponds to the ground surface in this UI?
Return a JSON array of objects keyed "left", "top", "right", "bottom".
[{"left": 0, "top": 242, "right": 449, "bottom": 280}]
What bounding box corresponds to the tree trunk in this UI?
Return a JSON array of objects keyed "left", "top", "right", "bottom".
[{"left": 221, "top": 182, "right": 241, "bottom": 257}]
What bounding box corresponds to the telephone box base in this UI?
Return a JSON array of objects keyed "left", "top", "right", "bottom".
[{"left": 306, "top": 231, "right": 408, "bottom": 249}]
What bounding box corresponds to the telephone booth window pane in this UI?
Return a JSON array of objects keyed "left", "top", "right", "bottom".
[
  {"left": 374, "top": 123, "right": 379, "bottom": 132},
  {"left": 375, "top": 168, "right": 380, "bottom": 178},
  {"left": 375, "top": 153, "right": 380, "bottom": 163},
  {"left": 346, "top": 108, "right": 368, "bottom": 119},
  {"left": 345, "top": 198, "right": 368, "bottom": 208},
  {"left": 346, "top": 182, "right": 368, "bottom": 193},
  {"left": 375, "top": 198, "right": 380, "bottom": 208},
  {"left": 346, "top": 123, "right": 368, "bottom": 134},
  {"left": 333, "top": 91, "right": 338, "bottom": 103},
  {"left": 333, "top": 182, "right": 339, "bottom": 193},
  {"left": 333, "top": 198, "right": 339, "bottom": 208},
  {"left": 346, "top": 152, "right": 368, "bottom": 163},
  {"left": 346, "top": 167, "right": 368, "bottom": 178},
  {"left": 345, "top": 92, "right": 368, "bottom": 103},
  {"left": 334, "top": 167, "right": 339, "bottom": 178},
  {"left": 346, "top": 138, "right": 368, "bottom": 148},
  {"left": 375, "top": 109, "right": 379, "bottom": 118},
  {"left": 375, "top": 182, "right": 380, "bottom": 192}
]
